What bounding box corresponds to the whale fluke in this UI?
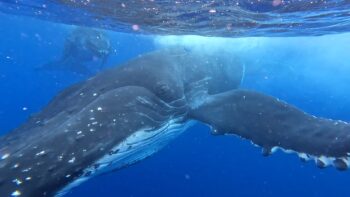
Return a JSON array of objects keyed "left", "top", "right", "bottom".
[{"left": 190, "top": 89, "right": 350, "bottom": 170}]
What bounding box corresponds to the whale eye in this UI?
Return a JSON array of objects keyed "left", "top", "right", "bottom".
[
  {"left": 155, "top": 83, "right": 170, "bottom": 96},
  {"left": 154, "top": 82, "right": 172, "bottom": 101}
]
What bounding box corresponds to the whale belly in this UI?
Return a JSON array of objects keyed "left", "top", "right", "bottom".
[{"left": 56, "top": 119, "right": 194, "bottom": 196}]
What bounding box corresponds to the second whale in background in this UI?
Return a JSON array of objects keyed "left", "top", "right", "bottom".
[{"left": 37, "top": 27, "right": 111, "bottom": 75}]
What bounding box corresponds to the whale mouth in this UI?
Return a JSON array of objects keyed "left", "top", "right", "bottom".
[
  {"left": 85, "top": 37, "right": 111, "bottom": 57},
  {"left": 98, "top": 49, "right": 110, "bottom": 55}
]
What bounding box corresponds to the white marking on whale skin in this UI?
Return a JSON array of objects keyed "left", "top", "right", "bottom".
[
  {"left": 298, "top": 153, "right": 309, "bottom": 161},
  {"left": 1, "top": 153, "right": 10, "bottom": 160},
  {"left": 35, "top": 150, "right": 46, "bottom": 156},
  {"left": 55, "top": 119, "right": 194, "bottom": 197},
  {"left": 11, "top": 190, "right": 21, "bottom": 196},
  {"left": 136, "top": 96, "right": 154, "bottom": 106},
  {"left": 68, "top": 157, "right": 76, "bottom": 164},
  {"left": 12, "top": 163, "right": 19, "bottom": 169},
  {"left": 185, "top": 77, "right": 211, "bottom": 110},
  {"left": 257, "top": 143, "right": 350, "bottom": 169},
  {"left": 12, "top": 178, "right": 23, "bottom": 185}
]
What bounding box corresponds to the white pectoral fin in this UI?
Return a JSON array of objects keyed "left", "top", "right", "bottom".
[{"left": 190, "top": 89, "right": 350, "bottom": 170}]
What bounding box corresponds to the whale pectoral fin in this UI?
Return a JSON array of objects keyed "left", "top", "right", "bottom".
[{"left": 190, "top": 89, "right": 350, "bottom": 170}]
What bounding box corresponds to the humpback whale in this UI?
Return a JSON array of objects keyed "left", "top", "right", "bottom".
[
  {"left": 37, "top": 27, "right": 111, "bottom": 75},
  {"left": 1, "top": 48, "right": 350, "bottom": 197}
]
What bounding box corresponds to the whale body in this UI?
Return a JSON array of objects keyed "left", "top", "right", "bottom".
[{"left": 1, "top": 48, "right": 350, "bottom": 197}]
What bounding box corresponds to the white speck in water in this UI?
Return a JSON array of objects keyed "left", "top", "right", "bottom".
[
  {"left": 97, "top": 107, "right": 102, "bottom": 111},
  {"left": 89, "top": 117, "right": 95, "bottom": 120},
  {"left": 11, "top": 190, "right": 21, "bottom": 196},
  {"left": 22, "top": 107, "right": 28, "bottom": 111},
  {"left": 13, "top": 163, "right": 19, "bottom": 168},
  {"left": 132, "top": 24, "right": 140, "bottom": 31},
  {"left": 65, "top": 174, "right": 71, "bottom": 178},
  {"left": 25, "top": 177, "right": 32, "bottom": 181},
  {"left": 1, "top": 153, "right": 10, "bottom": 160},
  {"left": 93, "top": 93, "right": 98, "bottom": 96},
  {"left": 77, "top": 131, "right": 82, "bottom": 135}
]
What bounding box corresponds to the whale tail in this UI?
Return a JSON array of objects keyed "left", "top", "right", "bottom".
[{"left": 190, "top": 89, "right": 350, "bottom": 171}]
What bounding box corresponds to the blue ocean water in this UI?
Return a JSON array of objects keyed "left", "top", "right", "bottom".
[{"left": 1, "top": 1, "right": 350, "bottom": 197}]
